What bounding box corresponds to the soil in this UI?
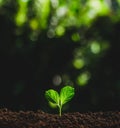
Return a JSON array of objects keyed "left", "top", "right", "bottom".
[{"left": 0, "top": 108, "right": 120, "bottom": 128}]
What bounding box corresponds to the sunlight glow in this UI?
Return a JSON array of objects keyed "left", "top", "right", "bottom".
[
  {"left": 89, "top": 0, "right": 109, "bottom": 13},
  {"left": 21, "top": 0, "right": 28, "bottom": 2},
  {"left": 56, "top": 6, "right": 68, "bottom": 17},
  {"left": 35, "top": 0, "right": 50, "bottom": 29},
  {"left": 118, "top": 0, "right": 120, "bottom": 4},
  {"left": 87, "top": 0, "right": 110, "bottom": 20},
  {"left": 0, "top": 0, "right": 3, "bottom": 5},
  {"left": 15, "top": 0, "right": 28, "bottom": 26}
]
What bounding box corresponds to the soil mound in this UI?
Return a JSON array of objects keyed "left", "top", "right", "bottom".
[{"left": 0, "top": 108, "right": 120, "bottom": 128}]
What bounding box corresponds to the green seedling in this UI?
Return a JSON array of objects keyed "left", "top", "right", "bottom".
[{"left": 45, "top": 85, "right": 75, "bottom": 116}]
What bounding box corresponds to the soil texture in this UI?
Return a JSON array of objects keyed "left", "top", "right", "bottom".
[{"left": 0, "top": 108, "right": 120, "bottom": 128}]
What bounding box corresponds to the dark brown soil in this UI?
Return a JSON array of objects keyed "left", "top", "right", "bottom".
[{"left": 0, "top": 108, "right": 120, "bottom": 128}]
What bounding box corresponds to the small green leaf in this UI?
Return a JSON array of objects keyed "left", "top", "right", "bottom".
[
  {"left": 45, "top": 86, "right": 75, "bottom": 116},
  {"left": 60, "top": 86, "right": 75, "bottom": 105},
  {"left": 45, "top": 89, "right": 59, "bottom": 105}
]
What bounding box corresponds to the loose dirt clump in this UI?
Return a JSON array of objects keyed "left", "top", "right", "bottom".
[{"left": 0, "top": 108, "right": 120, "bottom": 128}]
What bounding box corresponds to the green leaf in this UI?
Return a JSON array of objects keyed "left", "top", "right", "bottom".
[
  {"left": 60, "top": 86, "right": 75, "bottom": 105},
  {"left": 45, "top": 89, "right": 59, "bottom": 105}
]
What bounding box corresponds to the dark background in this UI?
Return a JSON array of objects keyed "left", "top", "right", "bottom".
[{"left": 0, "top": 0, "right": 120, "bottom": 113}]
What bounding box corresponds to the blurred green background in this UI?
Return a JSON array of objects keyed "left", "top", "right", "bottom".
[{"left": 0, "top": 0, "right": 120, "bottom": 113}]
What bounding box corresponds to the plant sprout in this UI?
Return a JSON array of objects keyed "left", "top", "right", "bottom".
[{"left": 45, "top": 85, "right": 75, "bottom": 116}]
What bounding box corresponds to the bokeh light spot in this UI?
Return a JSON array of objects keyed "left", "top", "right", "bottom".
[
  {"left": 53, "top": 75, "right": 62, "bottom": 86},
  {"left": 73, "top": 59, "right": 85, "bottom": 69},
  {"left": 71, "top": 33, "right": 80, "bottom": 42},
  {"left": 55, "top": 26, "right": 65, "bottom": 36},
  {"left": 51, "top": 0, "right": 59, "bottom": 8},
  {"left": 56, "top": 6, "right": 67, "bottom": 17},
  {"left": 90, "top": 41, "right": 101, "bottom": 54},
  {"left": 29, "top": 19, "right": 39, "bottom": 30},
  {"left": 47, "top": 29, "right": 55, "bottom": 38},
  {"left": 77, "top": 72, "right": 90, "bottom": 86}
]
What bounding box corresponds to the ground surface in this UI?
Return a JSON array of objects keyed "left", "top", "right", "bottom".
[{"left": 0, "top": 108, "right": 120, "bottom": 128}]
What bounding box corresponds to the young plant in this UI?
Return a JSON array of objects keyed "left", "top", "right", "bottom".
[{"left": 45, "top": 85, "right": 75, "bottom": 116}]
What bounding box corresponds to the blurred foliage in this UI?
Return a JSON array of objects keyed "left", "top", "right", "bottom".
[{"left": 0, "top": 0, "right": 120, "bottom": 112}]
